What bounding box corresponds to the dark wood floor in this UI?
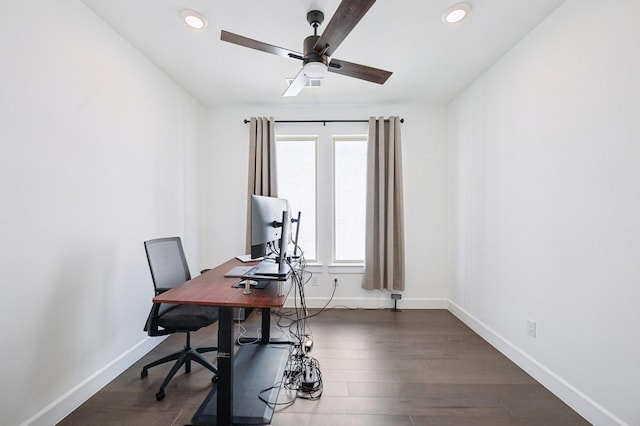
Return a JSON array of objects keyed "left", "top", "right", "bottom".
[{"left": 59, "top": 309, "right": 590, "bottom": 426}]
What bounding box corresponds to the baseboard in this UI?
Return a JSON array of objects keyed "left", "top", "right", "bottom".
[
  {"left": 23, "top": 336, "right": 164, "bottom": 426},
  {"left": 447, "top": 300, "right": 627, "bottom": 426},
  {"left": 285, "top": 297, "right": 448, "bottom": 310}
]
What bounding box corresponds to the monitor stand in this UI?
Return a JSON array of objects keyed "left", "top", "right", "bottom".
[{"left": 250, "top": 260, "right": 290, "bottom": 278}]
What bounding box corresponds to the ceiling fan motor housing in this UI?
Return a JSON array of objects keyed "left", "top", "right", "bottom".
[{"left": 303, "top": 35, "right": 328, "bottom": 68}]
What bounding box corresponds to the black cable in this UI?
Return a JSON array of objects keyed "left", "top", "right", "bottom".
[{"left": 259, "top": 243, "right": 326, "bottom": 406}]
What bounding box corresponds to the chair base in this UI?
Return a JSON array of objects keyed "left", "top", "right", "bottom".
[{"left": 141, "top": 338, "right": 217, "bottom": 400}]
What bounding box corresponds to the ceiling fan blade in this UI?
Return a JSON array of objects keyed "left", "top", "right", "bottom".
[
  {"left": 283, "top": 68, "right": 309, "bottom": 97},
  {"left": 221, "top": 30, "right": 303, "bottom": 60},
  {"left": 328, "top": 58, "right": 392, "bottom": 84},
  {"left": 313, "top": 0, "right": 376, "bottom": 57}
]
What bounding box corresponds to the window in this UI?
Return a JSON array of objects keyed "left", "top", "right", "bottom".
[
  {"left": 276, "top": 136, "right": 317, "bottom": 261},
  {"left": 333, "top": 136, "right": 367, "bottom": 262},
  {"left": 276, "top": 131, "right": 367, "bottom": 265}
]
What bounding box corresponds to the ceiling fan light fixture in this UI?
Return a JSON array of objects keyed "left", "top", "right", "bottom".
[
  {"left": 181, "top": 10, "right": 207, "bottom": 30},
  {"left": 443, "top": 3, "right": 471, "bottom": 24},
  {"left": 303, "top": 61, "right": 327, "bottom": 79}
]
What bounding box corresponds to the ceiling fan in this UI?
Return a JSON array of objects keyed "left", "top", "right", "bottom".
[{"left": 220, "top": 0, "right": 392, "bottom": 97}]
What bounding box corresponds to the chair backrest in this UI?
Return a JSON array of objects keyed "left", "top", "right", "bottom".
[
  {"left": 144, "top": 237, "right": 192, "bottom": 293},
  {"left": 144, "top": 237, "right": 192, "bottom": 332}
]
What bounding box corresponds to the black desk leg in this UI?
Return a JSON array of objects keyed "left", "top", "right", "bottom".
[
  {"left": 217, "top": 306, "right": 234, "bottom": 425},
  {"left": 261, "top": 307, "right": 293, "bottom": 345},
  {"left": 261, "top": 308, "right": 271, "bottom": 344}
]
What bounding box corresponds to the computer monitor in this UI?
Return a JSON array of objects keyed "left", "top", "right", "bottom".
[{"left": 250, "top": 194, "right": 291, "bottom": 260}]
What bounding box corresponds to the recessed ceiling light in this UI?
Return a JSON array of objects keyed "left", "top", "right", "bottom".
[
  {"left": 443, "top": 3, "right": 471, "bottom": 24},
  {"left": 181, "top": 10, "right": 207, "bottom": 30}
]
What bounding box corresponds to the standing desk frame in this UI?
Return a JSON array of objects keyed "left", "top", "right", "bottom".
[{"left": 153, "top": 258, "right": 293, "bottom": 425}]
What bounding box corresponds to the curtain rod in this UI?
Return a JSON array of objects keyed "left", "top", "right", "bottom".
[{"left": 243, "top": 118, "right": 404, "bottom": 126}]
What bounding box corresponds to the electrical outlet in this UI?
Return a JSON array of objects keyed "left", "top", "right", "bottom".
[
  {"left": 527, "top": 319, "right": 537, "bottom": 338},
  {"left": 310, "top": 276, "right": 318, "bottom": 286}
]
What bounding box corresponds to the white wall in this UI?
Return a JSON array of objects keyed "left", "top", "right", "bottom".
[
  {"left": 202, "top": 104, "right": 451, "bottom": 309},
  {"left": 0, "top": 1, "right": 205, "bottom": 424},
  {"left": 449, "top": 0, "right": 640, "bottom": 424}
]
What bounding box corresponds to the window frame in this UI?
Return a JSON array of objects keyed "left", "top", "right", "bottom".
[{"left": 275, "top": 124, "right": 368, "bottom": 272}]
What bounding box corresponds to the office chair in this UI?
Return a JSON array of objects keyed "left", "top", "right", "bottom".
[{"left": 141, "top": 237, "right": 218, "bottom": 401}]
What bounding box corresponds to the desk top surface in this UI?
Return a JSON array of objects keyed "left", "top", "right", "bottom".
[{"left": 153, "top": 258, "right": 292, "bottom": 309}]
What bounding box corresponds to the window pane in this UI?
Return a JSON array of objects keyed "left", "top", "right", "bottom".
[
  {"left": 276, "top": 138, "right": 317, "bottom": 261},
  {"left": 334, "top": 138, "right": 367, "bottom": 262}
]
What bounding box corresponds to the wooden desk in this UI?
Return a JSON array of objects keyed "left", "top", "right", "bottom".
[{"left": 153, "top": 258, "right": 293, "bottom": 425}]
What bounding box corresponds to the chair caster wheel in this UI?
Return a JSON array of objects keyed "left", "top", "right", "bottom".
[
  {"left": 141, "top": 369, "right": 148, "bottom": 379},
  {"left": 156, "top": 390, "right": 165, "bottom": 401}
]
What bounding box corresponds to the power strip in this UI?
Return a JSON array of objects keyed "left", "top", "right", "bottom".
[{"left": 300, "top": 364, "right": 320, "bottom": 392}]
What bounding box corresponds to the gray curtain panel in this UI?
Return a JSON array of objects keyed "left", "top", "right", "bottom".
[
  {"left": 246, "top": 117, "right": 278, "bottom": 253},
  {"left": 363, "top": 116, "right": 405, "bottom": 291}
]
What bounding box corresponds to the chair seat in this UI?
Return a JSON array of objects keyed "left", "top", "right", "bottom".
[{"left": 159, "top": 304, "right": 218, "bottom": 331}]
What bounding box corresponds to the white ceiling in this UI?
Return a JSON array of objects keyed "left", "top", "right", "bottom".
[{"left": 81, "top": 0, "right": 566, "bottom": 108}]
